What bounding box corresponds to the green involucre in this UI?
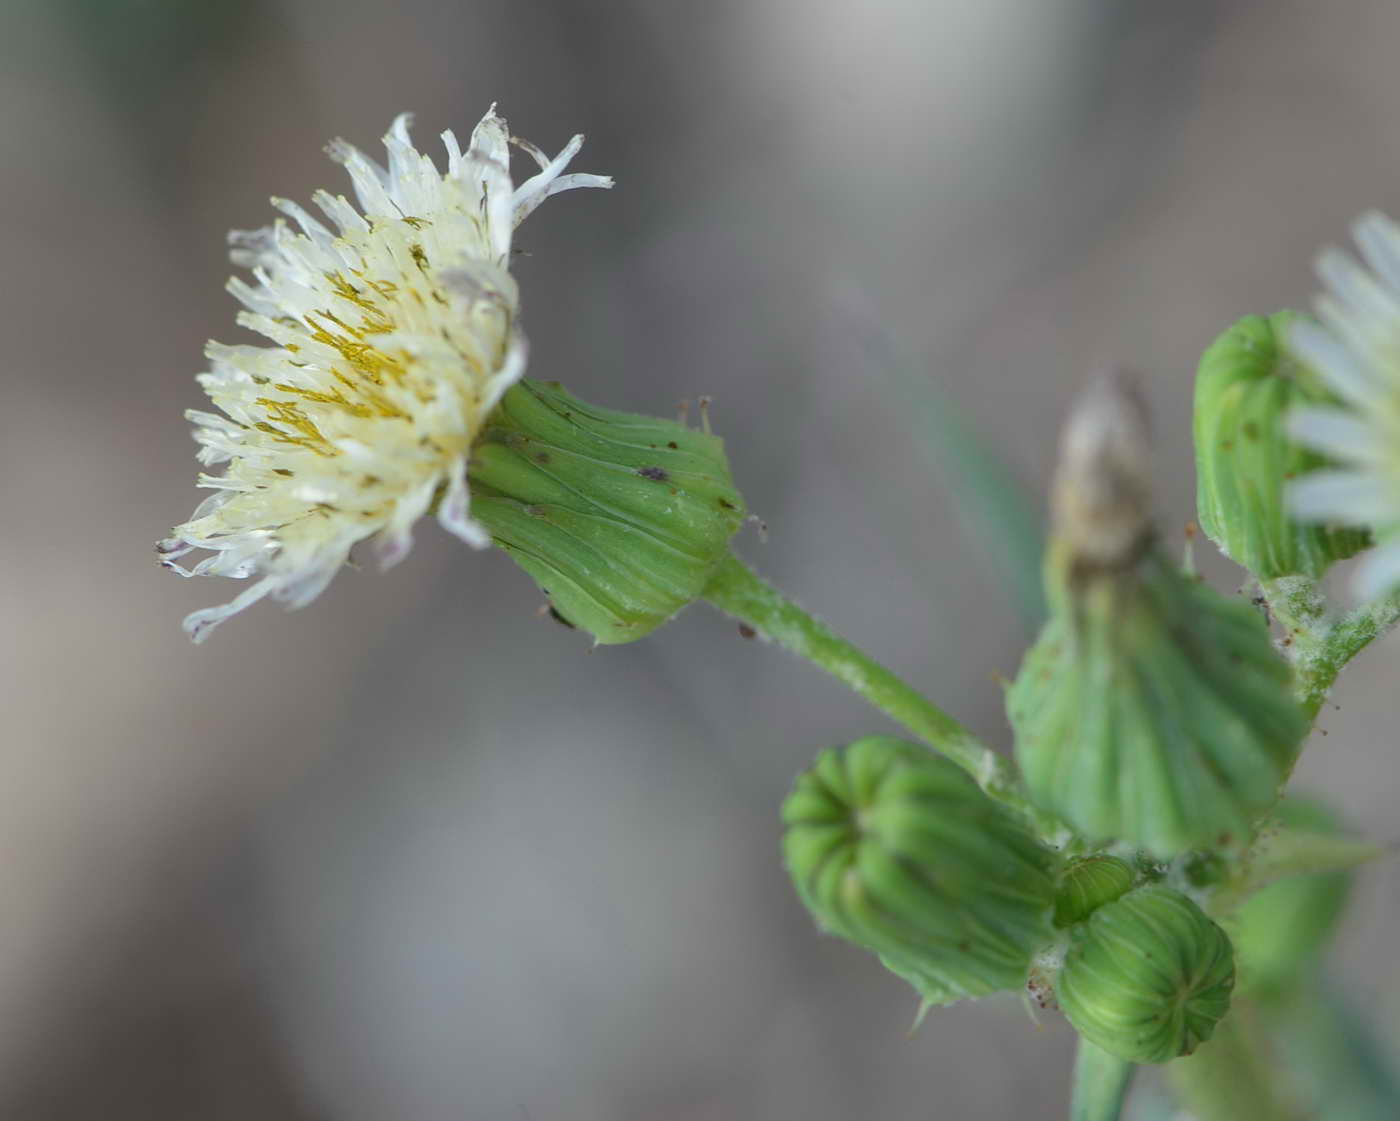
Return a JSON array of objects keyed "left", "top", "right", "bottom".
[
  {"left": 1054, "top": 855, "right": 1136, "bottom": 928},
  {"left": 469, "top": 380, "right": 746, "bottom": 644},
  {"left": 1057, "top": 884, "right": 1235, "bottom": 1064},
  {"left": 1008, "top": 549, "right": 1308, "bottom": 857},
  {"left": 781, "top": 736, "right": 1060, "bottom": 1006},
  {"left": 1194, "top": 312, "right": 1368, "bottom": 579}
]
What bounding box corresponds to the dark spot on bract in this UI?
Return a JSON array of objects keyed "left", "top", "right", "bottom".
[
  {"left": 718, "top": 497, "right": 736, "bottom": 510},
  {"left": 1243, "top": 420, "right": 1261, "bottom": 440},
  {"left": 535, "top": 452, "right": 551, "bottom": 464},
  {"left": 738, "top": 623, "right": 756, "bottom": 639},
  {"left": 637, "top": 466, "right": 668, "bottom": 481},
  {"left": 667, "top": 441, "right": 679, "bottom": 449}
]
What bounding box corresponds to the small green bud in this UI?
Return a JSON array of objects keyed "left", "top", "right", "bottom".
[
  {"left": 1053, "top": 855, "right": 1135, "bottom": 928},
  {"left": 1010, "top": 376, "right": 1309, "bottom": 856},
  {"left": 469, "top": 381, "right": 746, "bottom": 643},
  {"left": 1194, "top": 312, "right": 1368, "bottom": 579},
  {"left": 1056, "top": 885, "right": 1235, "bottom": 1064},
  {"left": 1223, "top": 799, "right": 1355, "bottom": 998},
  {"left": 781, "top": 736, "right": 1060, "bottom": 1005}
]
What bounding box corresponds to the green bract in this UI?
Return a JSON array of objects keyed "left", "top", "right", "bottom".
[
  {"left": 1057, "top": 885, "right": 1235, "bottom": 1064},
  {"left": 1009, "top": 546, "right": 1309, "bottom": 857},
  {"left": 469, "top": 380, "right": 746, "bottom": 644},
  {"left": 1194, "top": 312, "right": 1368, "bottom": 580},
  {"left": 1053, "top": 855, "right": 1135, "bottom": 928},
  {"left": 781, "top": 736, "right": 1060, "bottom": 1005}
]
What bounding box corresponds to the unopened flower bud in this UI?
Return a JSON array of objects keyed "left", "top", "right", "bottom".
[
  {"left": 1053, "top": 855, "right": 1135, "bottom": 928},
  {"left": 1009, "top": 379, "right": 1309, "bottom": 856},
  {"left": 782, "top": 736, "right": 1060, "bottom": 1005},
  {"left": 1195, "top": 312, "right": 1368, "bottom": 579},
  {"left": 469, "top": 380, "right": 746, "bottom": 643},
  {"left": 1056, "top": 885, "right": 1235, "bottom": 1064}
]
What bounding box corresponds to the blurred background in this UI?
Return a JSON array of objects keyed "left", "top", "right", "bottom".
[{"left": 3, "top": 0, "right": 1400, "bottom": 1117}]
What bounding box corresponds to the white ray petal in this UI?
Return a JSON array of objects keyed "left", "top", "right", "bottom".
[
  {"left": 1355, "top": 539, "right": 1400, "bottom": 600},
  {"left": 1289, "top": 321, "right": 1381, "bottom": 407},
  {"left": 1289, "top": 470, "right": 1395, "bottom": 523},
  {"left": 1288, "top": 406, "right": 1388, "bottom": 464}
]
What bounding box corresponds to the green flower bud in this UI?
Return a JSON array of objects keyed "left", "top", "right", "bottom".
[
  {"left": 468, "top": 380, "right": 746, "bottom": 643},
  {"left": 1194, "top": 312, "right": 1368, "bottom": 579},
  {"left": 1056, "top": 884, "right": 1235, "bottom": 1064},
  {"left": 1223, "top": 799, "right": 1354, "bottom": 998},
  {"left": 1053, "top": 855, "right": 1136, "bottom": 928},
  {"left": 781, "top": 736, "right": 1060, "bottom": 1005},
  {"left": 1009, "top": 547, "right": 1309, "bottom": 856},
  {"left": 1011, "top": 377, "right": 1308, "bottom": 856}
]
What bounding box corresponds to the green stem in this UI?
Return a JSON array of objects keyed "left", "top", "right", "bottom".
[
  {"left": 703, "top": 552, "right": 1047, "bottom": 826},
  {"left": 1070, "top": 1038, "right": 1135, "bottom": 1121},
  {"left": 1262, "top": 576, "right": 1400, "bottom": 718}
]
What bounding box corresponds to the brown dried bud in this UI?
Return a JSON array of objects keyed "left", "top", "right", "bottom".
[{"left": 1051, "top": 372, "right": 1153, "bottom": 573}]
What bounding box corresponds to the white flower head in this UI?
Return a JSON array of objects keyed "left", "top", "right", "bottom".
[
  {"left": 1288, "top": 211, "right": 1400, "bottom": 599},
  {"left": 159, "top": 108, "right": 611, "bottom": 641}
]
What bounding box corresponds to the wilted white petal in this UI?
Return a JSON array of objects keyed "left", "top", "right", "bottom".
[
  {"left": 183, "top": 576, "right": 280, "bottom": 644},
  {"left": 436, "top": 458, "right": 490, "bottom": 549},
  {"left": 161, "top": 107, "right": 610, "bottom": 638},
  {"left": 271, "top": 197, "right": 336, "bottom": 248}
]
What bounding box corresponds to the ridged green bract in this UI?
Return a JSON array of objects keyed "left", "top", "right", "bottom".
[
  {"left": 1053, "top": 855, "right": 1135, "bottom": 928},
  {"left": 469, "top": 380, "right": 746, "bottom": 644},
  {"left": 1008, "top": 550, "right": 1308, "bottom": 857},
  {"left": 781, "top": 736, "right": 1060, "bottom": 1006},
  {"left": 1057, "top": 885, "right": 1235, "bottom": 1064},
  {"left": 1194, "top": 312, "right": 1368, "bottom": 579}
]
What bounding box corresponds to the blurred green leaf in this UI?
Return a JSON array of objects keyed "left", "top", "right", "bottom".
[
  {"left": 851, "top": 311, "right": 1046, "bottom": 631},
  {"left": 1212, "top": 823, "right": 1384, "bottom": 913},
  {"left": 1272, "top": 980, "right": 1400, "bottom": 1121}
]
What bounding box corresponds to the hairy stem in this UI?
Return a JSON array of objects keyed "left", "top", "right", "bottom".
[
  {"left": 703, "top": 552, "right": 1051, "bottom": 828},
  {"left": 1262, "top": 576, "right": 1400, "bottom": 718}
]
